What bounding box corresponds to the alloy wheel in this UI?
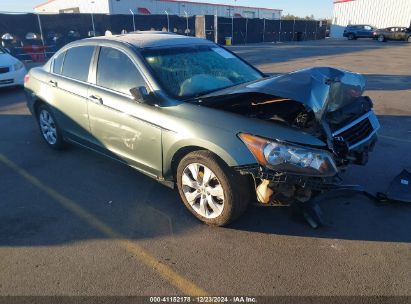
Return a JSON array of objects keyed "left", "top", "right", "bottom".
[
  {"left": 39, "top": 109, "right": 57, "bottom": 145},
  {"left": 181, "top": 163, "right": 225, "bottom": 219}
]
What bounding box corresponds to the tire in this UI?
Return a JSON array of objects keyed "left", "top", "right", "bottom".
[
  {"left": 347, "top": 33, "right": 355, "bottom": 40},
  {"left": 407, "top": 36, "right": 411, "bottom": 43},
  {"left": 36, "top": 104, "right": 65, "bottom": 150},
  {"left": 378, "top": 35, "right": 386, "bottom": 42},
  {"left": 176, "top": 150, "right": 250, "bottom": 226}
]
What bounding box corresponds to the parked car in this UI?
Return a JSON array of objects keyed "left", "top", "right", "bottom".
[
  {"left": 24, "top": 33, "right": 380, "bottom": 226},
  {"left": 0, "top": 47, "right": 27, "bottom": 88},
  {"left": 343, "top": 24, "right": 377, "bottom": 40},
  {"left": 375, "top": 27, "right": 411, "bottom": 42}
]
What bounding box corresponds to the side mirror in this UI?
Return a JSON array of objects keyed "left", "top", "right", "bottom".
[{"left": 130, "top": 86, "right": 158, "bottom": 105}]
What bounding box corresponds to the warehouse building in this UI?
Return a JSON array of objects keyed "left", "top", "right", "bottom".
[
  {"left": 331, "top": 0, "right": 411, "bottom": 38},
  {"left": 34, "top": 0, "right": 282, "bottom": 20}
]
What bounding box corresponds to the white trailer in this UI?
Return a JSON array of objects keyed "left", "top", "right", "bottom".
[
  {"left": 34, "top": 0, "right": 282, "bottom": 20},
  {"left": 331, "top": 0, "right": 411, "bottom": 38}
]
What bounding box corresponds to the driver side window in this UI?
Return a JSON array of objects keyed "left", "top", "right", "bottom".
[{"left": 96, "top": 47, "right": 145, "bottom": 95}]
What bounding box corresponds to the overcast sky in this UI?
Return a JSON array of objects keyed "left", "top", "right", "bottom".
[{"left": 1, "top": 0, "right": 333, "bottom": 19}]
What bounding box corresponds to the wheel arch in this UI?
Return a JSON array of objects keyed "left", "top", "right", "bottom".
[
  {"left": 163, "top": 137, "right": 255, "bottom": 182},
  {"left": 32, "top": 98, "right": 46, "bottom": 116}
]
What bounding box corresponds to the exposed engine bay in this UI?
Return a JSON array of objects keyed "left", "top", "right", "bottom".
[{"left": 195, "top": 67, "right": 380, "bottom": 223}]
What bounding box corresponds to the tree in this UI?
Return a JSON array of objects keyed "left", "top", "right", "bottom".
[{"left": 281, "top": 13, "right": 316, "bottom": 20}]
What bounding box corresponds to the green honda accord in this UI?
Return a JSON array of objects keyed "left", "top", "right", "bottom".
[{"left": 24, "top": 33, "right": 380, "bottom": 226}]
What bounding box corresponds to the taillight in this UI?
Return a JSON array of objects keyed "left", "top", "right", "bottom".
[{"left": 24, "top": 74, "right": 30, "bottom": 84}]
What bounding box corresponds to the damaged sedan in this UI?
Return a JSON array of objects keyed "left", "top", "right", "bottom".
[{"left": 24, "top": 33, "right": 380, "bottom": 227}]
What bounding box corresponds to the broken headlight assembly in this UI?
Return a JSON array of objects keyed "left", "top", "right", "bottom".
[{"left": 239, "top": 133, "right": 338, "bottom": 177}]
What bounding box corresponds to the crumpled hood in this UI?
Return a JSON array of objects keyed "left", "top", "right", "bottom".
[{"left": 201, "top": 67, "right": 366, "bottom": 120}]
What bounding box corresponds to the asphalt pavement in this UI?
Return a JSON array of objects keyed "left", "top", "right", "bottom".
[{"left": 0, "top": 39, "right": 410, "bottom": 296}]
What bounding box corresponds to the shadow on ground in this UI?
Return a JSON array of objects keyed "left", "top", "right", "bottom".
[
  {"left": 230, "top": 40, "right": 410, "bottom": 66},
  {"left": 365, "top": 74, "right": 411, "bottom": 91},
  {"left": 1, "top": 112, "right": 410, "bottom": 247}
]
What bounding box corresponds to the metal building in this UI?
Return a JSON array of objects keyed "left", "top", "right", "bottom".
[
  {"left": 331, "top": 0, "right": 411, "bottom": 38},
  {"left": 34, "top": 0, "right": 282, "bottom": 20}
]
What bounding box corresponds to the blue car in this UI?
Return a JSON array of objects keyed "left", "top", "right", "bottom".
[{"left": 343, "top": 24, "right": 377, "bottom": 40}]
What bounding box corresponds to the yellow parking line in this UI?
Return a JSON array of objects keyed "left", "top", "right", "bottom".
[{"left": 0, "top": 153, "right": 208, "bottom": 296}]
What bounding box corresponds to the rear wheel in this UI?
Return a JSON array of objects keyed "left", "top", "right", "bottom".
[
  {"left": 407, "top": 36, "right": 411, "bottom": 43},
  {"left": 347, "top": 33, "right": 355, "bottom": 40},
  {"left": 36, "top": 104, "right": 65, "bottom": 150},
  {"left": 378, "top": 34, "right": 386, "bottom": 42},
  {"left": 176, "top": 150, "right": 250, "bottom": 226}
]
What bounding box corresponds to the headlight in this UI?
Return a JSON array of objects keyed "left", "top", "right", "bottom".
[
  {"left": 239, "top": 133, "right": 338, "bottom": 176},
  {"left": 13, "top": 61, "right": 24, "bottom": 71}
]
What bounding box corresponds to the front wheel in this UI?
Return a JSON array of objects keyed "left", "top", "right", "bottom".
[
  {"left": 378, "top": 34, "right": 386, "bottom": 42},
  {"left": 347, "top": 33, "right": 355, "bottom": 40},
  {"left": 37, "top": 104, "right": 65, "bottom": 150},
  {"left": 407, "top": 36, "right": 411, "bottom": 43},
  {"left": 176, "top": 150, "right": 250, "bottom": 226}
]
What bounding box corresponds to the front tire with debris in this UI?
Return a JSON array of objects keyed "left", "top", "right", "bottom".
[{"left": 176, "top": 150, "right": 250, "bottom": 226}]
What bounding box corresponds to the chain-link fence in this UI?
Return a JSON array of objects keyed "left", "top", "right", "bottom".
[{"left": 0, "top": 12, "right": 326, "bottom": 62}]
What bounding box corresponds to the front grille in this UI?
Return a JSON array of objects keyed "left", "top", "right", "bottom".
[
  {"left": 0, "top": 67, "right": 10, "bottom": 74},
  {"left": 332, "top": 112, "right": 380, "bottom": 150},
  {"left": 339, "top": 118, "right": 373, "bottom": 147},
  {"left": 0, "top": 79, "right": 14, "bottom": 85}
]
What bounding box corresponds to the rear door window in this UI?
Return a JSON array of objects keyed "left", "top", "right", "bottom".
[
  {"left": 96, "top": 47, "right": 145, "bottom": 95},
  {"left": 61, "top": 46, "right": 95, "bottom": 82}
]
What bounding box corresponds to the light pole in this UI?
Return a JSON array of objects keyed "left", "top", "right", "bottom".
[
  {"left": 90, "top": 0, "right": 96, "bottom": 37},
  {"left": 231, "top": 0, "right": 237, "bottom": 44},
  {"left": 165, "top": 10, "right": 170, "bottom": 32},
  {"left": 278, "top": 15, "right": 282, "bottom": 42},
  {"left": 184, "top": 11, "right": 189, "bottom": 35},
  {"left": 129, "top": 9, "right": 136, "bottom": 32}
]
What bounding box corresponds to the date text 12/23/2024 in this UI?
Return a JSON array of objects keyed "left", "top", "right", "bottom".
[{"left": 150, "top": 297, "right": 257, "bottom": 303}]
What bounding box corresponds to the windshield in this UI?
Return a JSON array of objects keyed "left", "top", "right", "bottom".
[{"left": 141, "top": 45, "right": 263, "bottom": 100}]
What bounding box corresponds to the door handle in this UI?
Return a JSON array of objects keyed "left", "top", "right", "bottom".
[
  {"left": 49, "top": 80, "right": 58, "bottom": 87},
  {"left": 89, "top": 94, "right": 103, "bottom": 104}
]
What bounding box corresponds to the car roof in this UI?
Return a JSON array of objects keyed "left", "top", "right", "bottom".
[
  {"left": 85, "top": 32, "right": 214, "bottom": 49},
  {"left": 347, "top": 24, "right": 372, "bottom": 27}
]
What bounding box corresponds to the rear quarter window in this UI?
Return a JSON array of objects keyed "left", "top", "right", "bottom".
[
  {"left": 52, "top": 51, "right": 65, "bottom": 74},
  {"left": 61, "top": 46, "right": 95, "bottom": 82}
]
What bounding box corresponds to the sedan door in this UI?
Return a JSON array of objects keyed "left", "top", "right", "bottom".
[
  {"left": 395, "top": 28, "right": 407, "bottom": 40},
  {"left": 362, "top": 25, "right": 374, "bottom": 38},
  {"left": 48, "top": 46, "right": 95, "bottom": 144},
  {"left": 87, "top": 46, "right": 162, "bottom": 178},
  {"left": 386, "top": 28, "right": 397, "bottom": 40}
]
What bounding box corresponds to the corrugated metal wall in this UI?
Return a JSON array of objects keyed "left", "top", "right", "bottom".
[
  {"left": 35, "top": 0, "right": 110, "bottom": 13},
  {"left": 110, "top": 0, "right": 281, "bottom": 19},
  {"left": 35, "top": 0, "right": 281, "bottom": 20},
  {"left": 331, "top": 0, "right": 411, "bottom": 38}
]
